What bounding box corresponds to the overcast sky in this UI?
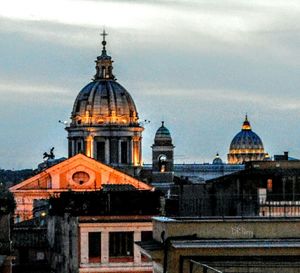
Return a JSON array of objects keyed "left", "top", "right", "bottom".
[{"left": 0, "top": 0, "right": 299, "bottom": 169}]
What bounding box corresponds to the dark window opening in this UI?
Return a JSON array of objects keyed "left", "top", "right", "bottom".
[
  {"left": 77, "top": 141, "right": 82, "bottom": 154},
  {"left": 121, "top": 141, "right": 128, "bottom": 164},
  {"left": 96, "top": 142, "right": 105, "bottom": 162},
  {"left": 88, "top": 232, "right": 101, "bottom": 263},
  {"left": 19, "top": 248, "right": 29, "bottom": 264},
  {"left": 109, "top": 232, "right": 133, "bottom": 262},
  {"left": 141, "top": 231, "right": 153, "bottom": 241},
  {"left": 110, "top": 139, "right": 118, "bottom": 164}
]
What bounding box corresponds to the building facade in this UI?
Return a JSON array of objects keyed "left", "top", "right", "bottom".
[
  {"left": 9, "top": 154, "right": 151, "bottom": 222},
  {"left": 47, "top": 190, "right": 161, "bottom": 273},
  {"left": 139, "top": 216, "right": 300, "bottom": 273}
]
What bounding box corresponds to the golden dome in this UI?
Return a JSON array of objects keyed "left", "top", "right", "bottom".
[{"left": 70, "top": 32, "right": 139, "bottom": 127}]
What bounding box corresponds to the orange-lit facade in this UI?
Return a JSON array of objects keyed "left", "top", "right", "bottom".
[{"left": 9, "top": 154, "right": 152, "bottom": 222}]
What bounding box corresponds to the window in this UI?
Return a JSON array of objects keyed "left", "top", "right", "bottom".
[
  {"left": 267, "top": 179, "right": 273, "bottom": 192},
  {"left": 77, "top": 141, "right": 82, "bottom": 153},
  {"left": 121, "top": 141, "right": 128, "bottom": 164},
  {"left": 110, "top": 139, "right": 118, "bottom": 163},
  {"left": 96, "top": 142, "right": 105, "bottom": 162},
  {"left": 141, "top": 231, "right": 153, "bottom": 241},
  {"left": 36, "top": 251, "right": 45, "bottom": 261},
  {"left": 141, "top": 231, "right": 153, "bottom": 263},
  {"left": 88, "top": 232, "right": 101, "bottom": 263},
  {"left": 109, "top": 232, "right": 133, "bottom": 262},
  {"left": 72, "top": 171, "right": 90, "bottom": 185},
  {"left": 159, "top": 155, "right": 167, "bottom": 172}
]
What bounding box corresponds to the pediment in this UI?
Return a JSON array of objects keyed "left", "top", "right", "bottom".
[{"left": 10, "top": 154, "right": 152, "bottom": 192}]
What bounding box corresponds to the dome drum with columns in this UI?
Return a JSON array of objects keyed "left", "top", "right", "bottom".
[
  {"left": 66, "top": 31, "right": 143, "bottom": 174},
  {"left": 227, "top": 115, "right": 267, "bottom": 164}
]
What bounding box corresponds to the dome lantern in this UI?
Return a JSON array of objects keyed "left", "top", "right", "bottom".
[
  {"left": 242, "top": 114, "right": 251, "bottom": 130},
  {"left": 94, "top": 30, "right": 115, "bottom": 80}
]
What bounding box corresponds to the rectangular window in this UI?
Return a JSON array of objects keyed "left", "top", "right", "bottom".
[
  {"left": 77, "top": 141, "right": 82, "bottom": 154},
  {"left": 109, "top": 232, "right": 133, "bottom": 262},
  {"left": 110, "top": 139, "right": 118, "bottom": 163},
  {"left": 121, "top": 141, "right": 128, "bottom": 164},
  {"left": 88, "top": 232, "right": 101, "bottom": 263},
  {"left": 141, "top": 231, "right": 153, "bottom": 241},
  {"left": 96, "top": 142, "right": 105, "bottom": 162}
]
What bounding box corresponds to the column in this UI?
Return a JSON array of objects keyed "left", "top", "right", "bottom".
[
  {"left": 101, "top": 231, "right": 109, "bottom": 264},
  {"left": 139, "top": 138, "right": 142, "bottom": 165},
  {"left": 80, "top": 232, "right": 89, "bottom": 264},
  {"left": 71, "top": 140, "right": 75, "bottom": 157},
  {"left": 81, "top": 139, "right": 84, "bottom": 153},
  {"left": 130, "top": 139, "right": 133, "bottom": 164},
  {"left": 90, "top": 137, "right": 94, "bottom": 158},
  {"left": 118, "top": 139, "right": 122, "bottom": 164},
  {"left": 105, "top": 138, "right": 110, "bottom": 164},
  {"left": 93, "top": 139, "right": 96, "bottom": 159},
  {"left": 134, "top": 231, "right": 141, "bottom": 264},
  {"left": 132, "top": 136, "right": 140, "bottom": 166},
  {"left": 85, "top": 136, "right": 93, "bottom": 158}
]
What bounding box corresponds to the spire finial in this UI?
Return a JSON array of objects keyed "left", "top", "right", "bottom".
[
  {"left": 94, "top": 29, "right": 115, "bottom": 80},
  {"left": 242, "top": 114, "right": 251, "bottom": 130},
  {"left": 101, "top": 30, "right": 108, "bottom": 44},
  {"left": 100, "top": 29, "right": 108, "bottom": 54},
  {"left": 161, "top": 121, "right": 165, "bottom": 127}
]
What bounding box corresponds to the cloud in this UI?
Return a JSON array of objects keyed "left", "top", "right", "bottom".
[
  {"left": 0, "top": 81, "right": 71, "bottom": 94},
  {"left": 0, "top": 0, "right": 299, "bottom": 168}
]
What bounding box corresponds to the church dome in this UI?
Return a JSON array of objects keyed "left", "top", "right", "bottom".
[
  {"left": 228, "top": 115, "right": 266, "bottom": 164},
  {"left": 71, "top": 80, "right": 138, "bottom": 126},
  {"left": 212, "top": 153, "right": 223, "bottom": 165},
  {"left": 155, "top": 121, "right": 171, "bottom": 139},
  {"left": 154, "top": 121, "right": 172, "bottom": 145},
  {"left": 70, "top": 34, "right": 139, "bottom": 127}
]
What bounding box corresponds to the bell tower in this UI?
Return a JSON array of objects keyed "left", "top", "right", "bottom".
[{"left": 152, "top": 122, "right": 175, "bottom": 185}]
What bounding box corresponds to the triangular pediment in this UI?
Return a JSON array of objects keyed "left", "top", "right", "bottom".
[{"left": 10, "top": 154, "right": 152, "bottom": 192}]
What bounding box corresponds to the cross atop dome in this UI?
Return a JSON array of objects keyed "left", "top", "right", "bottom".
[
  {"left": 100, "top": 29, "right": 108, "bottom": 53},
  {"left": 101, "top": 29, "right": 108, "bottom": 41}
]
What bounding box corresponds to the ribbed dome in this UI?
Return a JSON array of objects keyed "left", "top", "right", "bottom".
[
  {"left": 230, "top": 130, "right": 263, "bottom": 150},
  {"left": 228, "top": 115, "right": 266, "bottom": 164},
  {"left": 70, "top": 33, "right": 139, "bottom": 127},
  {"left": 155, "top": 121, "right": 171, "bottom": 139},
  {"left": 71, "top": 80, "right": 139, "bottom": 126},
  {"left": 229, "top": 117, "right": 264, "bottom": 151},
  {"left": 154, "top": 121, "right": 172, "bottom": 146}
]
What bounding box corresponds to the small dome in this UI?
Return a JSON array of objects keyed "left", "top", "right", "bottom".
[
  {"left": 154, "top": 121, "right": 172, "bottom": 146},
  {"left": 155, "top": 121, "right": 171, "bottom": 139},
  {"left": 212, "top": 153, "right": 223, "bottom": 165},
  {"left": 71, "top": 80, "right": 139, "bottom": 126}
]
